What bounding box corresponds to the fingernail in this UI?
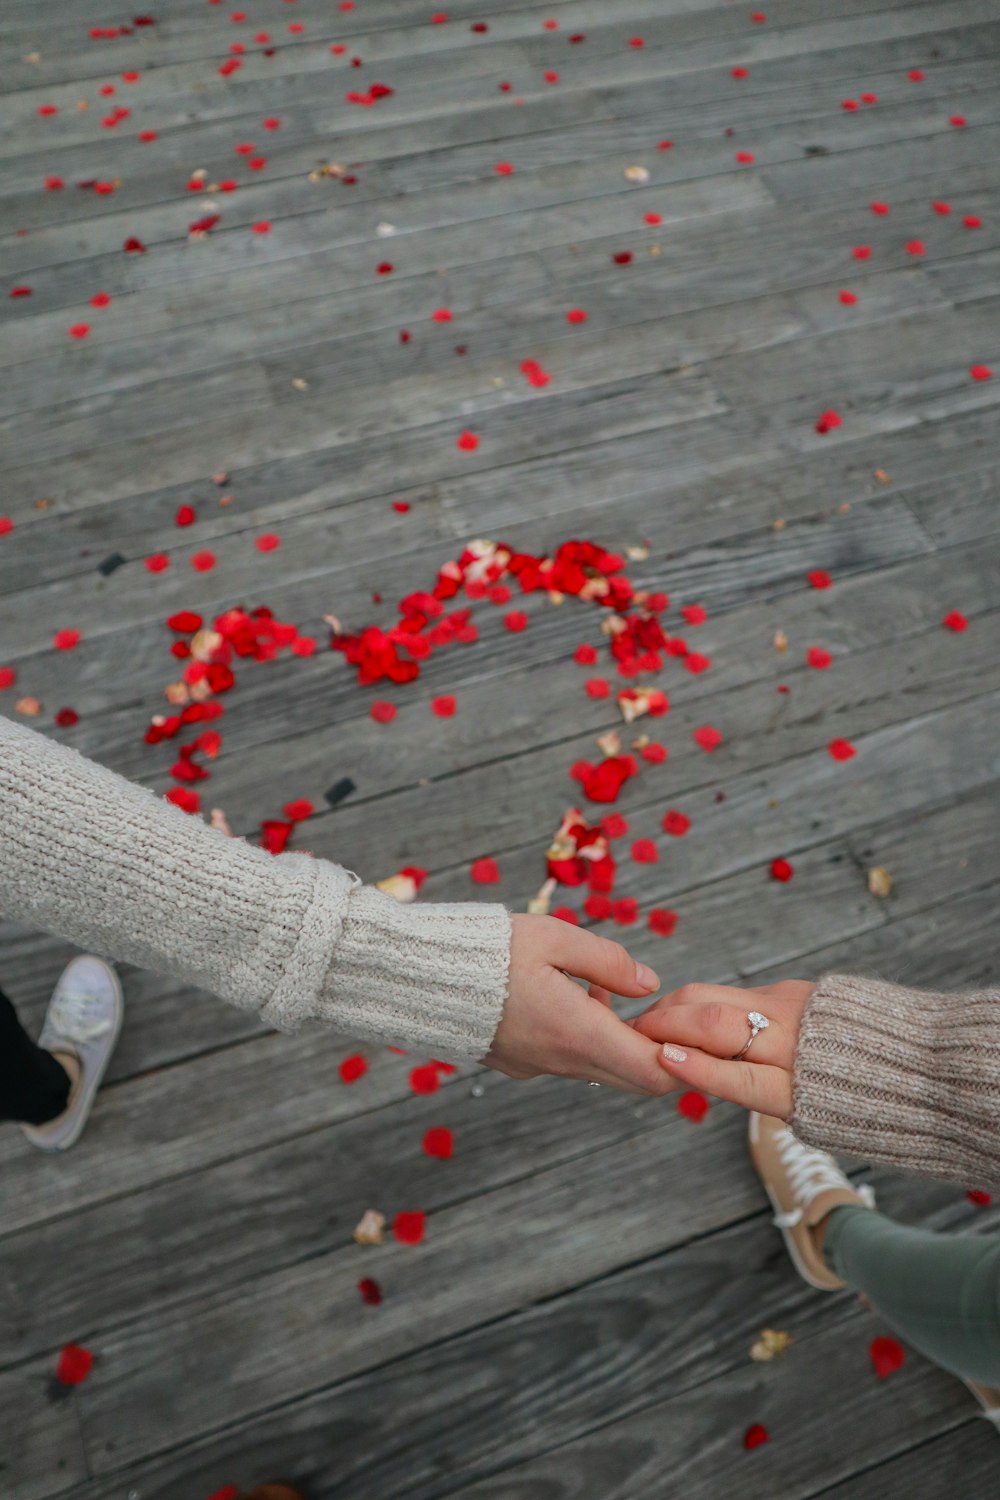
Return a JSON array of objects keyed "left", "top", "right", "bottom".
[
  {"left": 661, "top": 1044, "right": 688, "bottom": 1064},
  {"left": 636, "top": 962, "right": 659, "bottom": 991}
]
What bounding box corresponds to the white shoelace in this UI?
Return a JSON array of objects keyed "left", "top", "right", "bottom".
[
  {"left": 46, "top": 991, "right": 114, "bottom": 1044},
  {"left": 771, "top": 1124, "right": 875, "bottom": 1229}
]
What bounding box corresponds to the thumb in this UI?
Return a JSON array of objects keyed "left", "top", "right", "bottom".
[{"left": 553, "top": 923, "right": 659, "bottom": 998}]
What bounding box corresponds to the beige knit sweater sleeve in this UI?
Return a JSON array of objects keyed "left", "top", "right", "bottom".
[
  {"left": 792, "top": 973, "right": 1000, "bottom": 1188},
  {"left": 0, "top": 716, "right": 511, "bottom": 1061}
]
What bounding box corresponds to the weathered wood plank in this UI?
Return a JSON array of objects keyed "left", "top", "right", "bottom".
[
  {"left": 42, "top": 1195, "right": 977, "bottom": 1500},
  {"left": 438, "top": 1310, "right": 971, "bottom": 1500},
  {"left": 0, "top": 1363, "right": 88, "bottom": 1500},
  {"left": 845, "top": 782, "right": 1000, "bottom": 919},
  {"left": 749, "top": 876, "right": 1000, "bottom": 993}
]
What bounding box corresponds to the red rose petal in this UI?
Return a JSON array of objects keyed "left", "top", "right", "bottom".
[
  {"left": 456, "top": 430, "right": 480, "bottom": 452},
  {"left": 339, "top": 1053, "right": 368, "bottom": 1083},
  {"left": 735, "top": 150, "right": 755, "bottom": 164},
  {"left": 423, "top": 1126, "right": 454, "bottom": 1159},
  {"left": 631, "top": 838, "right": 658, "bottom": 863},
  {"left": 409, "top": 1063, "right": 441, "bottom": 1094},
  {"left": 839, "top": 290, "right": 858, "bottom": 305},
  {"left": 967, "top": 1190, "right": 992, "bottom": 1206},
  {"left": 431, "top": 694, "right": 456, "bottom": 716},
  {"left": 0, "top": 517, "right": 12, "bottom": 535},
  {"left": 283, "top": 798, "right": 314, "bottom": 822},
  {"left": 191, "top": 550, "right": 216, "bottom": 572},
  {"left": 807, "top": 646, "right": 833, "bottom": 669},
  {"left": 393, "top": 1210, "right": 426, "bottom": 1245},
  {"left": 68, "top": 323, "right": 91, "bottom": 339},
  {"left": 770, "top": 857, "right": 794, "bottom": 882},
  {"left": 56, "top": 1343, "right": 94, "bottom": 1386},
  {"left": 574, "top": 642, "right": 598, "bottom": 664},
  {"left": 828, "top": 738, "right": 856, "bottom": 761},
  {"left": 175, "top": 504, "right": 196, "bottom": 526},
  {"left": 964, "top": 215, "right": 982, "bottom": 229},
  {"left": 942, "top": 610, "right": 968, "bottom": 631},
  {"left": 807, "top": 569, "right": 832, "bottom": 589},
  {"left": 167, "top": 610, "right": 202, "bottom": 632},
  {"left": 255, "top": 532, "right": 281, "bottom": 551},
  {"left": 553, "top": 906, "right": 580, "bottom": 924},
  {"left": 680, "top": 603, "right": 707, "bottom": 625},
  {"left": 54, "top": 708, "right": 80, "bottom": 727},
  {"left": 662, "top": 809, "right": 691, "bottom": 836},
  {"left": 677, "top": 1090, "right": 709, "bottom": 1123},
  {"left": 566, "top": 307, "right": 588, "bottom": 324},
  {"left": 949, "top": 115, "right": 967, "bottom": 127},
  {"left": 870, "top": 201, "right": 890, "bottom": 215},
  {"left": 494, "top": 161, "right": 514, "bottom": 174},
  {"left": 612, "top": 897, "right": 639, "bottom": 925},
  {"left": 54, "top": 629, "right": 81, "bottom": 651},
  {"left": 601, "top": 813, "right": 629, "bottom": 839},
  {"left": 744, "top": 1423, "right": 770, "bottom": 1450},
  {"left": 358, "top": 1277, "right": 383, "bottom": 1305},
  {"left": 870, "top": 1336, "right": 906, "bottom": 1378},
  {"left": 370, "top": 700, "right": 397, "bottom": 723},
  {"left": 693, "top": 724, "right": 722, "bottom": 752},
  {"left": 814, "top": 409, "right": 842, "bottom": 434},
  {"left": 470, "top": 856, "right": 500, "bottom": 883},
  {"left": 504, "top": 610, "right": 529, "bottom": 631},
  {"left": 649, "top": 907, "right": 678, "bottom": 936},
  {"left": 0, "top": 667, "right": 16, "bottom": 689},
  {"left": 970, "top": 364, "right": 993, "bottom": 381},
  {"left": 852, "top": 245, "right": 872, "bottom": 260},
  {"left": 585, "top": 677, "right": 610, "bottom": 698},
  {"left": 906, "top": 239, "right": 925, "bottom": 256}
]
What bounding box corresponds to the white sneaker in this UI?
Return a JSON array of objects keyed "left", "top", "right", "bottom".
[
  {"left": 748, "top": 1111, "right": 875, "bottom": 1291},
  {"left": 21, "top": 956, "right": 123, "bottom": 1153}
]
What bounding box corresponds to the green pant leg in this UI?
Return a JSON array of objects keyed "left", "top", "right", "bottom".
[{"left": 824, "top": 1204, "right": 1000, "bottom": 1386}]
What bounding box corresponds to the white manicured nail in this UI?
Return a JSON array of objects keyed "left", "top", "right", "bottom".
[{"left": 661, "top": 1044, "right": 688, "bottom": 1064}]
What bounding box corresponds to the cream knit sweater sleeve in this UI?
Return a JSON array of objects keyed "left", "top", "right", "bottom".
[
  {"left": 0, "top": 716, "right": 511, "bottom": 1060},
  {"left": 792, "top": 973, "right": 1000, "bottom": 1188}
]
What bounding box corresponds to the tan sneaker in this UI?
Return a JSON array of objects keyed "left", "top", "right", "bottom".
[{"left": 748, "top": 1112, "right": 874, "bottom": 1291}]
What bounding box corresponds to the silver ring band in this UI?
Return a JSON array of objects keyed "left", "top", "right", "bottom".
[{"left": 732, "top": 1009, "right": 770, "bottom": 1060}]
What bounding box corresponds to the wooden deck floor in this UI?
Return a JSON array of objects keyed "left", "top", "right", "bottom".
[{"left": 2, "top": 0, "right": 1000, "bottom": 1495}]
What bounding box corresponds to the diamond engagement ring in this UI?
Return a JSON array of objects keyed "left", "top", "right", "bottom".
[{"left": 732, "top": 1009, "right": 770, "bottom": 1060}]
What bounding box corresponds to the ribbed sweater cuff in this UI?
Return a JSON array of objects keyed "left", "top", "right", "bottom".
[
  {"left": 317, "top": 886, "right": 512, "bottom": 1062},
  {"left": 791, "top": 973, "right": 1000, "bottom": 1187}
]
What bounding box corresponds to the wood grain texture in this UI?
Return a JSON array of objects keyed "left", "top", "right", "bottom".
[{"left": 2, "top": 0, "right": 999, "bottom": 1494}]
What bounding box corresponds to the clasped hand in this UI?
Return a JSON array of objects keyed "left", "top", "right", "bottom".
[{"left": 490, "top": 915, "right": 812, "bottom": 1116}]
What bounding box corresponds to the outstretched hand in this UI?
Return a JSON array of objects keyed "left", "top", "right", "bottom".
[
  {"left": 630, "top": 980, "right": 816, "bottom": 1118},
  {"left": 487, "top": 914, "right": 679, "bottom": 1096}
]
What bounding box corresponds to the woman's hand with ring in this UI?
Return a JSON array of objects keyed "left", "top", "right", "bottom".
[{"left": 630, "top": 980, "right": 815, "bottom": 1118}]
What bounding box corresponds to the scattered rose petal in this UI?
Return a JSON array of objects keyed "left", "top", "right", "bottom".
[
  {"left": 431, "top": 694, "right": 456, "bottom": 716},
  {"left": 456, "top": 430, "right": 480, "bottom": 451},
  {"left": 770, "top": 857, "right": 794, "bottom": 882},
  {"left": 970, "top": 364, "right": 993, "bottom": 381},
  {"left": 693, "top": 724, "right": 722, "bottom": 751},
  {"left": 339, "top": 1054, "right": 368, "bottom": 1083},
  {"left": 649, "top": 908, "right": 678, "bottom": 936},
  {"left": 631, "top": 838, "right": 658, "bottom": 863},
  {"left": 942, "top": 610, "right": 968, "bottom": 631},
  {"left": 470, "top": 857, "right": 500, "bottom": 883},
  {"left": 828, "top": 738, "right": 856, "bottom": 761},
  {"left": 967, "top": 1190, "right": 992, "bottom": 1206},
  {"left": 393, "top": 1210, "right": 426, "bottom": 1245},
  {"left": 358, "top": 1277, "right": 383, "bottom": 1305},
  {"left": 423, "top": 1126, "right": 454, "bottom": 1159},
  {"left": 744, "top": 1423, "right": 770, "bottom": 1450},
  {"left": 807, "top": 646, "right": 832, "bottom": 669},
  {"left": 54, "top": 629, "right": 81, "bottom": 651},
  {"left": 807, "top": 569, "right": 832, "bottom": 589},
  {"left": 56, "top": 1344, "right": 94, "bottom": 1386},
  {"left": 677, "top": 1090, "right": 709, "bottom": 1122},
  {"left": 870, "top": 1336, "right": 906, "bottom": 1378}
]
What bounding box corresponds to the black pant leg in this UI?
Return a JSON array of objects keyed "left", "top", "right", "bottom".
[{"left": 0, "top": 988, "right": 71, "bottom": 1125}]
